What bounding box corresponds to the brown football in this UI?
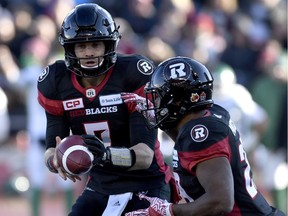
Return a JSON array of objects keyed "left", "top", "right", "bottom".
[{"left": 56, "top": 135, "right": 94, "bottom": 175}]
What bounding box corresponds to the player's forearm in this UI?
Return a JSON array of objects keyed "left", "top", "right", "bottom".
[
  {"left": 129, "top": 143, "right": 153, "bottom": 170},
  {"left": 172, "top": 191, "right": 233, "bottom": 216},
  {"left": 83, "top": 135, "right": 153, "bottom": 170}
]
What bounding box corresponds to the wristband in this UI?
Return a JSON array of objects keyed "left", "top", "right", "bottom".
[
  {"left": 103, "top": 147, "right": 136, "bottom": 169},
  {"left": 46, "top": 155, "right": 58, "bottom": 173}
]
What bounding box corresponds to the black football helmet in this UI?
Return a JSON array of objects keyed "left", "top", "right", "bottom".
[
  {"left": 59, "top": 3, "right": 121, "bottom": 77},
  {"left": 144, "top": 56, "right": 214, "bottom": 130}
]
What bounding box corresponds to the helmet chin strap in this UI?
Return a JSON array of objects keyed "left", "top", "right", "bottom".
[{"left": 80, "top": 59, "right": 104, "bottom": 69}]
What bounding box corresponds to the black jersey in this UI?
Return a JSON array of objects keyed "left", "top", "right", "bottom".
[
  {"left": 37, "top": 54, "right": 171, "bottom": 194},
  {"left": 173, "top": 104, "right": 273, "bottom": 215}
]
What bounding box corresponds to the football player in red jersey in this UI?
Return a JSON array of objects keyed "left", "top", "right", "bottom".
[
  {"left": 122, "top": 57, "right": 286, "bottom": 216},
  {"left": 37, "top": 3, "right": 173, "bottom": 216}
]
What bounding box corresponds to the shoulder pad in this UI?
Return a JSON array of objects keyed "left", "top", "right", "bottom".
[
  {"left": 37, "top": 61, "right": 67, "bottom": 116},
  {"left": 117, "top": 54, "right": 155, "bottom": 76},
  {"left": 135, "top": 55, "right": 154, "bottom": 75}
]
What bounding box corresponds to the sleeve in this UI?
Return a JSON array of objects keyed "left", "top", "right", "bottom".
[
  {"left": 125, "top": 55, "right": 155, "bottom": 92},
  {"left": 129, "top": 110, "right": 157, "bottom": 150},
  {"left": 178, "top": 120, "right": 232, "bottom": 174},
  {"left": 45, "top": 112, "right": 70, "bottom": 149},
  {"left": 37, "top": 63, "right": 65, "bottom": 116},
  {"left": 37, "top": 62, "right": 70, "bottom": 149},
  {"left": 123, "top": 55, "right": 155, "bottom": 113},
  {"left": 125, "top": 55, "right": 157, "bottom": 148}
]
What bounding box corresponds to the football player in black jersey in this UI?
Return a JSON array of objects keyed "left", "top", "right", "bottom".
[
  {"left": 123, "top": 57, "right": 286, "bottom": 216},
  {"left": 37, "top": 3, "right": 173, "bottom": 216}
]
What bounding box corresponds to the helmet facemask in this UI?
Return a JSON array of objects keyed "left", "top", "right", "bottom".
[
  {"left": 144, "top": 83, "right": 191, "bottom": 130},
  {"left": 63, "top": 39, "right": 119, "bottom": 77},
  {"left": 143, "top": 87, "right": 171, "bottom": 129}
]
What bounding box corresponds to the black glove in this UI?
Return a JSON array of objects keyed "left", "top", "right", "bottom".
[
  {"left": 81, "top": 134, "right": 106, "bottom": 164},
  {"left": 81, "top": 134, "right": 136, "bottom": 169}
]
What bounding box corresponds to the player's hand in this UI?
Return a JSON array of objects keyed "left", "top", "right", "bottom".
[
  {"left": 125, "top": 193, "right": 174, "bottom": 216},
  {"left": 121, "top": 92, "right": 153, "bottom": 111},
  {"left": 121, "top": 92, "right": 155, "bottom": 122},
  {"left": 81, "top": 134, "right": 106, "bottom": 164},
  {"left": 54, "top": 136, "right": 81, "bottom": 182}
]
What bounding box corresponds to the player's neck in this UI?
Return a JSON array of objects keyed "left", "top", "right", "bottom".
[
  {"left": 177, "top": 109, "right": 207, "bottom": 130},
  {"left": 164, "top": 110, "right": 207, "bottom": 139},
  {"left": 164, "top": 129, "right": 178, "bottom": 141},
  {"left": 79, "top": 74, "right": 106, "bottom": 87}
]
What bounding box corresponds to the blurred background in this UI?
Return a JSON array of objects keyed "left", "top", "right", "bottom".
[{"left": 0, "top": 0, "right": 287, "bottom": 215}]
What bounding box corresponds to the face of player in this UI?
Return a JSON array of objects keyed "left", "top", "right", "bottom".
[{"left": 74, "top": 41, "right": 105, "bottom": 69}]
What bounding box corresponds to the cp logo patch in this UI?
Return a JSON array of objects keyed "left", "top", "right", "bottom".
[{"left": 190, "top": 124, "right": 209, "bottom": 142}]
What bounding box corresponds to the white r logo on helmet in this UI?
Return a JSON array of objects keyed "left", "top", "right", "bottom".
[{"left": 169, "top": 63, "right": 186, "bottom": 79}]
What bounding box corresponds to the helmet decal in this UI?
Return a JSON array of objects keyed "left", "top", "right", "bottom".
[
  {"left": 167, "top": 62, "right": 189, "bottom": 79},
  {"left": 200, "top": 92, "right": 207, "bottom": 101},
  {"left": 137, "top": 59, "right": 154, "bottom": 75},
  {"left": 190, "top": 93, "right": 199, "bottom": 102},
  {"left": 190, "top": 124, "right": 209, "bottom": 142},
  {"left": 162, "top": 61, "right": 192, "bottom": 87}
]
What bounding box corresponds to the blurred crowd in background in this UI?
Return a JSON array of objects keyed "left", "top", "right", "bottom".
[{"left": 0, "top": 0, "right": 287, "bottom": 215}]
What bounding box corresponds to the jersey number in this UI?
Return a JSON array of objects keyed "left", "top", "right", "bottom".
[
  {"left": 83, "top": 121, "right": 111, "bottom": 146},
  {"left": 239, "top": 143, "right": 258, "bottom": 198}
]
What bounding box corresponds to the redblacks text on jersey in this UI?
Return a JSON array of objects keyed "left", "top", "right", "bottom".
[{"left": 37, "top": 54, "right": 171, "bottom": 194}]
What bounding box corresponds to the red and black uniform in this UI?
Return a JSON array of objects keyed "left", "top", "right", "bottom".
[
  {"left": 173, "top": 104, "right": 281, "bottom": 216},
  {"left": 37, "top": 54, "right": 171, "bottom": 215}
]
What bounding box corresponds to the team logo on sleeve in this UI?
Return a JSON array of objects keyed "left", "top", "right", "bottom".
[
  {"left": 137, "top": 59, "right": 153, "bottom": 75},
  {"left": 38, "top": 66, "right": 49, "bottom": 82},
  {"left": 190, "top": 124, "right": 209, "bottom": 142}
]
